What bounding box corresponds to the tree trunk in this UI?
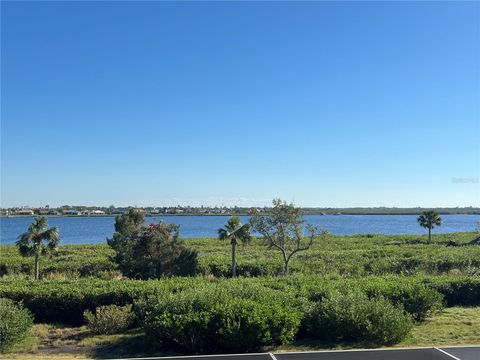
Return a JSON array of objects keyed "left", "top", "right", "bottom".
[
  {"left": 428, "top": 227, "right": 432, "bottom": 244},
  {"left": 280, "top": 250, "right": 289, "bottom": 276},
  {"left": 34, "top": 253, "right": 39, "bottom": 280},
  {"left": 231, "top": 241, "right": 236, "bottom": 278}
]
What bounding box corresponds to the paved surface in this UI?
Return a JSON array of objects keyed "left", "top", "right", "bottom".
[
  {"left": 114, "top": 346, "right": 480, "bottom": 360},
  {"left": 275, "top": 348, "right": 453, "bottom": 360},
  {"left": 441, "top": 347, "right": 480, "bottom": 360}
]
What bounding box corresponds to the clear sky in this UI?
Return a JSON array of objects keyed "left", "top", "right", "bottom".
[{"left": 1, "top": 1, "right": 479, "bottom": 208}]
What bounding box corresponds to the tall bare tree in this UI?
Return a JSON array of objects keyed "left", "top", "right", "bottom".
[{"left": 250, "top": 199, "right": 327, "bottom": 275}]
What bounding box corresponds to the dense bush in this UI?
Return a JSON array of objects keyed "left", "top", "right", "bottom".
[
  {"left": 0, "top": 298, "right": 33, "bottom": 353},
  {"left": 107, "top": 210, "right": 198, "bottom": 279},
  {"left": 0, "top": 275, "right": 475, "bottom": 328},
  {"left": 0, "top": 280, "right": 159, "bottom": 325},
  {"left": 268, "top": 276, "right": 444, "bottom": 321},
  {"left": 425, "top": 277, "right": 480, "bottom": 306},
  {"left": 361, "top": 279, "right": 443, "bottom": 321},
  {"left": 304, "top": 291, "right": 412, "bottom": 345},
  {"left": 84, "top": 304, "right": 135, "bottom": 334},
  {"left": 142, "top": 285, "right": 302, "bottom": 352}
]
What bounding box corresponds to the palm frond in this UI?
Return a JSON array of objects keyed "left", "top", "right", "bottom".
[
  {"left": 417, "top": 210, "right": 442, "bottom": 229},
  {"left": 218, "top": 217, "right": 251, "bottom": 244},
  {"left": 15, "top": 233, "right": 35, "bottom": 256},
  {"left": 15, "top": 219, "right": 61, "bottom": 256},
  {"left": 218, "top": 228, "right": 229, "bottom": 240}
]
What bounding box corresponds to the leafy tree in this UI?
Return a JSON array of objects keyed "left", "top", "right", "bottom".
[
  {"left": 218, "top": 216, "right": 251, "bottom": 277},
  {"left": 249, "top": 199, "right": 327, "bottom": 275},
  {"left": 107, "top": 209, "right": 197, "bottom": 279},
  {"left": 16, "top": 216, "right": 60, "bottom": 280},
  {"left": 417, "top": 210, "right": 442, "bottom": 244}
]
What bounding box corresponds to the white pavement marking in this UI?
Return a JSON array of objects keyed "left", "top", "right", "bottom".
[
  {"left": 268, "top": 352, "right": 278, "bottom": 360},
  {"left": 434, "top": 347, "right": 462, "bottom": 360},
  {"left": 106, "top": 346, "right": 479, "bottom": 360}
]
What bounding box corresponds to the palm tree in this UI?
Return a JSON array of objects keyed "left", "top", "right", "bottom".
[
  {"left": 16, "top": 216, "right": 60, "bottom": 280},
  {"left": 218, "top": 216, "right": 251, "bottom": 277},
  {"left": 417, "top": 210, "right": 442, "bottom": 244}
]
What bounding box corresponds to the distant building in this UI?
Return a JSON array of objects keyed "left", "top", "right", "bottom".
[
  {"left": 63, "top": 209, "right": 81, "bottom": 215},
  {"left": 15, "top": 209, "right": 34, "bottom": 216},
  {"left": 111, "top": 209, "right": 128, "bottom": 214},
  {"left": 37, "top": 208, "right": 59, "bottom": 215}
]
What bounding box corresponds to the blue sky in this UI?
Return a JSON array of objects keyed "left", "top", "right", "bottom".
[{"left": 1, "top": 1, "right": 479, "bottom": 208}]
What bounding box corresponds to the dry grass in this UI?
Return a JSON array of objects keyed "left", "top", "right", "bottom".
[
  {"left": 399, "top": 307, "right": 480, "bottom": 347},
  {"left": 0, "top": 355, "right": 89, "bottom": 360}
]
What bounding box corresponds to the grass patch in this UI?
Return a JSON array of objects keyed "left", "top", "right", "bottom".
[{"left": 400, "top": 307, "right": 480, "bottom": 347}]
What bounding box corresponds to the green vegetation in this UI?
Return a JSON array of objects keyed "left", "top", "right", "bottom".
[
  {"left": 400, "top": 307, "right": 480, "bottom": 346},
  {"left": 1, "top": 226, "right": 479, "bottom": 355},
  {"left": 2, "top": 233, "right": 479, "bottom": 279},
  {"left": 0, "top": 298, "right": 33, "bottom": 353},
  {"left": 302, "top": 207, "right": 480, "bottom": 215},
  {"left": 0, "top": 276, "right": 478, "bottom": 326},
  {"left": 303, "top": 291, "right": 413, "bottom": 345},
  {"left": 417, "top": 210, "right": 442, "bottom": 244},
  {"left": 142, "top": 283, "right": 302, "bottom": 352},
  {"left": 107, "top": 209, "right": 197, "bottom": 279},
  {"left": 218, "top": 216, "right": 251, "bottom": 277},
  {"left": 0, "top": 276, "right": 451, "bottom": 351},
  {"left": 2, "top": 307, "right": 479, "bottom": 359},
  {"left": 84, "top": 304, "right": 135, "bottom": 335},
  {"left": 15, "top": 216, "right": 60, "bottom": 280},
  {"left": 250, "top": 199, "right": 328, "bottom": 275},
  {"left": 0, "top": 244, "right": 118, "bottom": 279}
]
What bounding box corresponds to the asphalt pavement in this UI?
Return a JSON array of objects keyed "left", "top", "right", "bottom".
[{"left": 112, "top": 346, "right": 480, "bottom": 360}]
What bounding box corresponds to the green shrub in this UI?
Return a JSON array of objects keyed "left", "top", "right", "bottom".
[
  {"left": 361, "top": 297, "right": 414, "bottom": 345},
  {"left": 0, "top": 277, "right": 208, "bottom": 325},
  {"left": 426, "top": 277, "right": 480, "bottom": 306},
  {"left": 304, "top": 291, "right": 412, "bottom": 345},
  {"left": 142, "top": 285, "right": 301, "bottom": 352},
  {"left": 78, "top": 260, "right": 118, "bottom": 278},
  {"left": 362, "top": 280, "right": 443, "bottom": 321},
  {"left": 107, "top": 211, "right": 198, "bottom": 279},
  {"left": 0, "top": 275, "right": 476, "bottom": 330},
  {"left": 84, "top": 304, "right": 135, "bottom": 334},
  {"left": 0, "top": 298, "right": 33, "bottom": 352},
  {"left": 0, "top": 280, "right": 156, "bottom": 325}
]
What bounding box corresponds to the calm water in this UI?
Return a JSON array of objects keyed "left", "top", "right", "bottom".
[{"left": 0, "top": 214, "right": 478, "bottom": 245}]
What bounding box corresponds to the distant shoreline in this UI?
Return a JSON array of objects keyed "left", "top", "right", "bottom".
[{"left": 1, "top": 211, "right": 479, "bottom": 218}]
